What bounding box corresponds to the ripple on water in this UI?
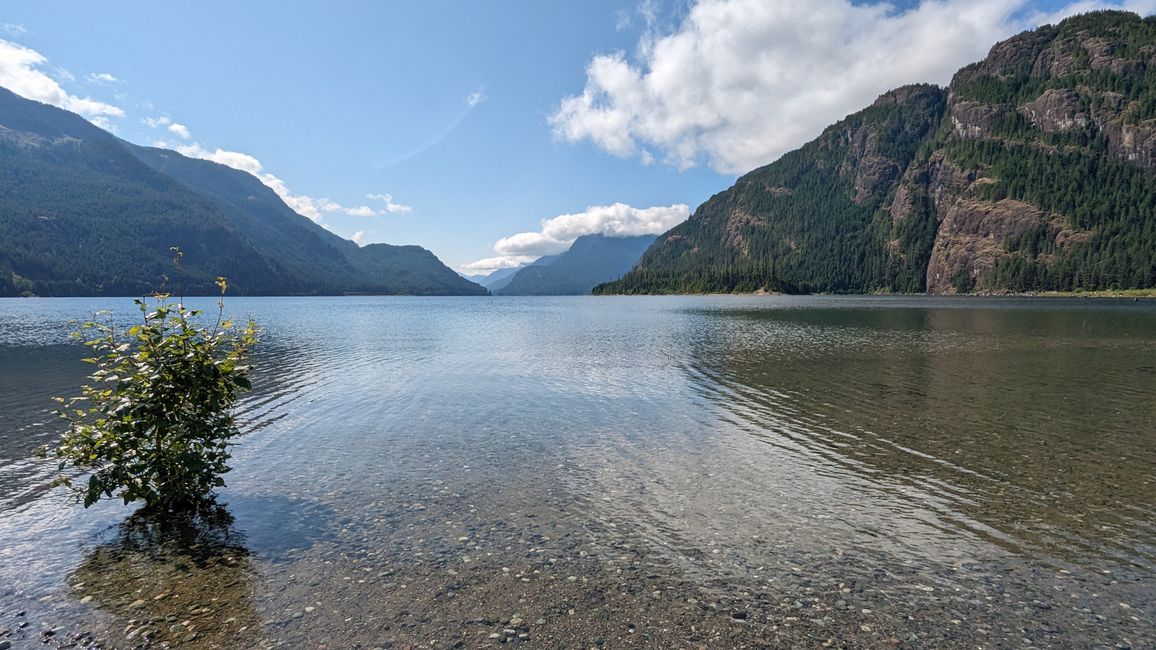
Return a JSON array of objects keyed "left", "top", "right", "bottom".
[{"left": 0, "top": 295, "right": 1152, "bottom": 647}]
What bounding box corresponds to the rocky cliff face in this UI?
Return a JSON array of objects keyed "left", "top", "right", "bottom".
[
  {"left": 913, "top": 10, "right": 1156, "bottom": 292},
  {"left": 601, "top": 10, "right": 1156, "bottom": 295}
]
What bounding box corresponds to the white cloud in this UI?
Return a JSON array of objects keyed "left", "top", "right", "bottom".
[
  {"left": 318, "top": 199, "right": 343, "bottom": 213},
  {"left": 345, "top": 205, "right": 378, "bottom": 218},
  {"left": 1, "top": 23, "right": 27, "bottom": 37},
  {"left": 367, "top": 192, "right": 413, "bottom": 214},
  {"left": 493, "top": 203, "right": 689, "bottom": 257},
  {"left": 167, "top": 122, "right": 190, "bottom": 139},
  {"left": 551, "top": 0, "right": 1156, "bottom": 174},
  {"left": 467, "top": 91, "right": 487, "bottom": 107},
  {"left": 459, "top": 255, "right": 539, "bottom": 274},
  {"left": 173, "top": 142, "right": 262, "bottom": 174},
  {"left": 462, "top": 202, "right": 689, "bottom": 273},
  {"left": 143, "top": 115, "right": 171, "bottom": 128},
  {"left": 351, "top": 230, "right": 366, "bottom": 245},
  {"left": 312, "top": 196, "right": 409, "bottom": 218},
  {"left": 0, "top": 39, "right": 123, "bottom": 121},
  {"left": 86, "top": 72, "right": 119, "bottom": 85}
]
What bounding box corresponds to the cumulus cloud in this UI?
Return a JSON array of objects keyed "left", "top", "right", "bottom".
[
  {"left": 0, "top": 39, "right": 123, "bottom": 121},
  {"left": 344, "top": 205, "right": 378, "bottom": 218},
  {"left": 351, "top": 230, "right": 366, "bottom": 245},
  {"left": 172, "top": 142, "right": 262, "bottom": 174},
  {"left": 142, "top": 115, "right": 171, "bottom": 128},
  {"left": 551, "top": 0, "right": 1156, "bottom": 173},
  {"left": 305, "top": 193, "right": 411, "bottom": 218},
  {"left": 367, "top": 192, "right": 413, "bottom": 214},
  {"left": 459, "top": 255, "right": 539, "bottom": 274},
  {"left": 167, "top": 122, "right": 190, "bottom": 139},
  {"left": 462, "top": 203, "right": 690, "bottom": 273},
  {"left": 367, "top": 191, "right": 413, "bottom": 212},
  {"left": 86, "top": 72, "right": 119, "bottom": 85},
  {"left": 318, "top": 199, "right": 343, "bottom": 213}
]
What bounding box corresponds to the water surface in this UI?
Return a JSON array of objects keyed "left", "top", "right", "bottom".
[{"left": 0, "top": 296, "right": 1153, "bottom": 648}]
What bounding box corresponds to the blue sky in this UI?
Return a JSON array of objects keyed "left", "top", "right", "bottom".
[{"left": 1, "top": 0, "right": 1152, "bottom": 273}]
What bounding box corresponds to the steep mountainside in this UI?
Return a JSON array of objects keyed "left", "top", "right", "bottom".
[
  {"left": 598, "top": 11, "right": 1156, "bottom": 295},
  {"left": 0, "top": 88, "right": 486, "bottom": 296},
  {"left": 497, "top": 234, "right": 657, "bottom": 295}
]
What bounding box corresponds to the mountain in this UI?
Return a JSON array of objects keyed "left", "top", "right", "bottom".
[
  {"left": 482, "top": 254, "right": 561, "bottom": 295},
  {"left": 597, "top": 11, "right": 1156, "bottom": 295},
  {"left": 463, "top": 266, "right": 523, "bottom": 293},
  {"left": 0, "top": 87, "right": 486, "bottom": 296},
  {"left": 498, "top": 234, "right": 657, "bottom": 295}
]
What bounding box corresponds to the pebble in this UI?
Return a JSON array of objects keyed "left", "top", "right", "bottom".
[{"left": 0, "top": 640, "right": 10, "bottom": 650}]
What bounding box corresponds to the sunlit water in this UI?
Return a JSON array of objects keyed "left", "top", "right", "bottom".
[{"left": 1, "top": 296, "right": 1153, "bottom": 648}]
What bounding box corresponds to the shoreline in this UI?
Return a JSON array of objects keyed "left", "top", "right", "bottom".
[{"left": 597, "top": 289, "right": 1156, "bottom": 299}]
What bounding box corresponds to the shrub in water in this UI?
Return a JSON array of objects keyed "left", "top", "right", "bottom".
[{"left": 54, "top": 278, "right": 257, "bottom": 511}]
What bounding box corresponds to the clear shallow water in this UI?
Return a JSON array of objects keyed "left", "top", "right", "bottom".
[{"left": 0, "top": 295, "right": 1153, "bottom": 648}]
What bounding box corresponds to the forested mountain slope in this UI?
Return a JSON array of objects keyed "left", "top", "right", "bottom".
[
  {"left": 0, "top": 88, "right": 485, "bottom": 296},
  {"left": 598, "top": 11, "right": 1156, "bottom": 295}
]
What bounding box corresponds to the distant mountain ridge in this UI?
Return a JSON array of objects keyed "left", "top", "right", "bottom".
[
  {"left": 497, "top": 234, "right": 656, "bottom": 295},
  {"left": 0, "top": 87, "right": 486, "bottom": 296},
  {"left": 598, "top": 11, "right": 1156, "bottom": 295},
  {"left": 463, "top": 266, "right": 522, "bottom": 293}
]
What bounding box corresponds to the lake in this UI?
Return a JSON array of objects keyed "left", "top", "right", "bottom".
[{"left": 1, "top": 295, "right": 1153, "bottom": 648}]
